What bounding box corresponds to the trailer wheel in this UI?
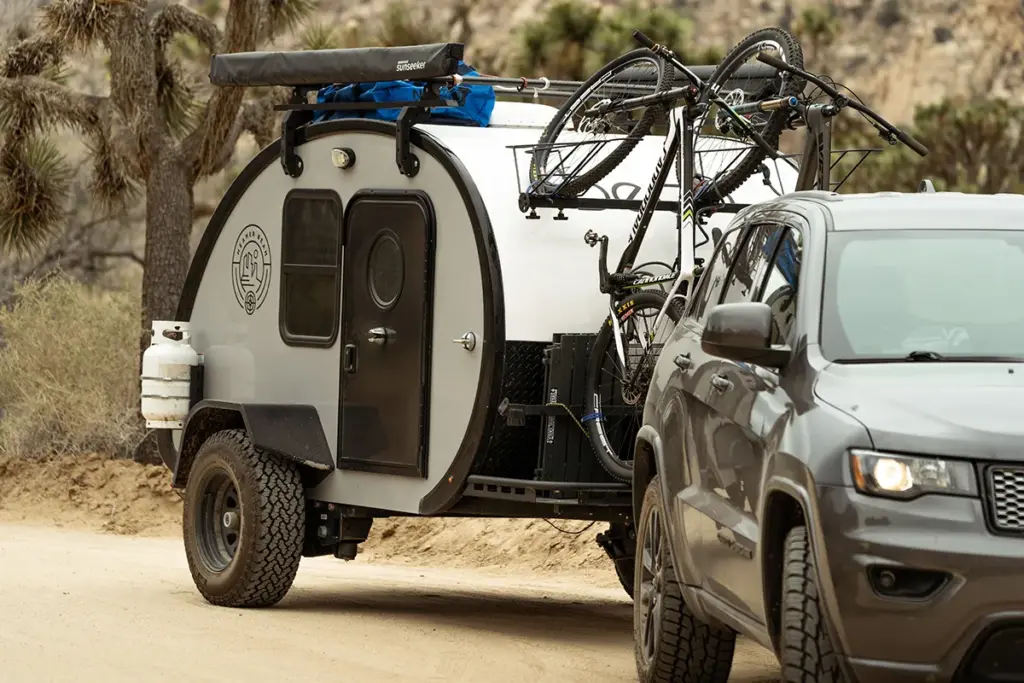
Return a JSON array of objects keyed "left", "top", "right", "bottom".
[
  {"left": 183, "top": 429, "right": 305, "bottom": 608},
  {"left": 635, "top": 476, "right": 735, "bottom": 683},
  {"left": 780, "top": 526, "right": 846, "bottom": 683}
]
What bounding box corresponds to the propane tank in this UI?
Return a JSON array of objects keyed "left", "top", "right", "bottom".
[{"left": 141, "top": 321, "right": 201, "bottom": 429}]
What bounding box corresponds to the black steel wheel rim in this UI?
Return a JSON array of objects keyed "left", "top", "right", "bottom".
[
  {"left": 195, "top": 468, "right": 242, "bottom": 572},
  {"left": 638, "top": 506, "right": 664, "bottom": 664}
]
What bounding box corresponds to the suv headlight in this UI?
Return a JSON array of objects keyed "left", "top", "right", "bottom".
[{"left": 850, "top": 449, "right": 978, "bottom": 500}]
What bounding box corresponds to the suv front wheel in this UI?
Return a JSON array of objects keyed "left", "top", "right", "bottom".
[
  {"left": 634, "top": 475, "right": 736, "bottom": 683},
  {"left": 780, "top": 525, "right": 846, "bottom": 683}
]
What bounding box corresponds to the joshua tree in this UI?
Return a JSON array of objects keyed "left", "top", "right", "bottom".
[{"left": 0, "top": 0, "right": 310, "bottom": 355}]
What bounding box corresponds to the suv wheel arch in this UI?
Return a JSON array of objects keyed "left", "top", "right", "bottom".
[{"left": 633, "top": 430, "right": 659, "bottom": 521}]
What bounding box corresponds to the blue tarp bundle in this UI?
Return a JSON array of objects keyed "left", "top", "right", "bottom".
[
  {"left": 313, "top": 61, "right": 495, "bottom": 127},
  {"left": 763, "top": 227, "right": 800, "bottom": 288}
]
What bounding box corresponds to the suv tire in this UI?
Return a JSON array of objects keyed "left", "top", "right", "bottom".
[
  {"left": 780, "top": 525, "right": 846, "bottom": 682},
  {"left": 634, "top": 475, "right": 736, "bottom": 683},
  {"left": 183, "top": 429, "right": 305, "bottom": 608}
]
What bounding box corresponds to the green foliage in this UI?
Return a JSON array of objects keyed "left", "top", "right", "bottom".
[
  {"left": 514, "top": 0, "right": 718, "bottom": 81},
  {"left": 358, "top": 0, "right": 451, "bottom": 48},
  {"left": 792, "top": 5, "right": 838, "bottom": 61},
  {"left": 834, "top": 97, "right": 1024, "bottom": 194},
  {"left": 515, "top": 0, "right": 602, "bottom": 80},
  {"left": 588, "top": 3, "right": 722, "bottom": 73},
  {"left": 298, "top": 20, "right": 342, "bottom": 50},
  {"left": 0, "top": 136, "right": 73, "bottom": 254}
]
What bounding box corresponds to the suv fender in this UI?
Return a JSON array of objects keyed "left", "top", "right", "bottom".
[{"left": 634, "top": 424, "right": 705, "bottom": 590}]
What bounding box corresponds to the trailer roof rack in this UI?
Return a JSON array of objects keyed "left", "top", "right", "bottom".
[{"left": 209, "top": 42, "right": 782, "bottom": 179}]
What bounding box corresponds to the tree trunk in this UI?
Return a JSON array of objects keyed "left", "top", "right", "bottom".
[{"left": 135, "top": 147, "right": 195, "bottom": 465}]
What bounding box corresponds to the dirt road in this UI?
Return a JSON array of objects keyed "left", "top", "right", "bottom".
[{"left": 0, "top": 523, "right": 780, "bottom": 683}]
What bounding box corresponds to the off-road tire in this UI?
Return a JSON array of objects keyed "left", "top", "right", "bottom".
[
  {"left": 183, "top": 429, "right": 305, "bottom": 608},
  {"left": 694, "top": 26, "right": 805, "bottom": 208},
  {"left": 780, "top": 526, "right": 846, "bottom": 683},
  {"left": 635, "top": 476, "right": 735, "bottom": 683}
]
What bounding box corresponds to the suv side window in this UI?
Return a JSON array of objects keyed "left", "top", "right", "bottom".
[
  {"left": 689, "top": 226, "right": 745, "bottom": 323},
  {"left": 720, "top": 224, "right": 776, "bottom": 306},
  {"left": 756, "top": 226, "right": 802, "bottom": 345}
]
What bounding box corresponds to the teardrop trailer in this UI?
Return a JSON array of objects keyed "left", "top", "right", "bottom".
[{"left": 139, "top": 38, "right": 812, "bottom": 607}]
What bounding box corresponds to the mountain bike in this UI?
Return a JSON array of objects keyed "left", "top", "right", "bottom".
[{"left": 523, "top": 27, "right": 806, "bottom": 481}]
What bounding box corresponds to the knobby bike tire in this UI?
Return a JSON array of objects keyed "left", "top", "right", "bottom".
[
  {"left": 530, "top": 48, "right": 674, "bottom": 197},
  {"left": 694, "top": 26, "right": 805, "bottom": 209},
  {"left": 584, "top": 289, "right": 684, "bottom": 482}
]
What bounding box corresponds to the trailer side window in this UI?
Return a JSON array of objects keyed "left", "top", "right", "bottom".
[{"left": 279, "top": 189, "right": 343, "bottom": 347}]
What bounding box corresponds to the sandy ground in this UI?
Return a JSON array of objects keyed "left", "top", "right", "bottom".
[{"left": 0, "top": 455, "right": 781, "bottom": 682}]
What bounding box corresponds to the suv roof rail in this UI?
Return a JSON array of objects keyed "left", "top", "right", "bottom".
[{"left": 918, "top": 179, "right": 937, "bottom": 193}]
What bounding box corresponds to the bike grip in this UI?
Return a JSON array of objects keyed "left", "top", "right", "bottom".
[
  {"left": 756, "top": 52, "right": 790, "bottom": 72},
  {"left": 896, "top": 128, "right": 929, "bottom": 157},
  {"left": 632, "top": 29, "right": 656, "bottom": 49}
]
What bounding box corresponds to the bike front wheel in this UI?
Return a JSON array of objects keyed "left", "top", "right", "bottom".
[
  {"left": 583, "top": 289, "right": 684, "bottom": 482},
  {"left": 691, "top": 26, "right": 805, "bottom": 208}
]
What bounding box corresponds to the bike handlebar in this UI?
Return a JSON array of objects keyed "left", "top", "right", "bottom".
[
  {"left": 755, "top": 52, "right": 929, "bottom": 157},
  {"left": 632, "top": 29, "right": 656, "bottom": 50}
]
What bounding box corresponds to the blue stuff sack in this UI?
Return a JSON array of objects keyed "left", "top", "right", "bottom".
[
  {"left": 313, "top": 61, "right": 495, "bottom": 127},
  {"left": 763, "top": 227, "right": 800, "bottom": 288}
]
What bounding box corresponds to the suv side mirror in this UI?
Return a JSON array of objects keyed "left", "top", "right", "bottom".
[{"left": 701, "top": 302, "right": 791, "bottom": 368}]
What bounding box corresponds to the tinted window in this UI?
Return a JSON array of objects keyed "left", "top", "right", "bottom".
[
  {"left": 822, "top": 229, "right": 1024, "bottom": 360},
  {"left": 690, "top": 226, "right": 743, "bottom": 323},
  {"left": 280, "top": 190, "right": 343, "bottom": 346},
  {"left": 721, "top": 224, "right": 776, "bottom": 306},
  {"left": 758, "top": 227, "right": 800, "bottom": 345}
]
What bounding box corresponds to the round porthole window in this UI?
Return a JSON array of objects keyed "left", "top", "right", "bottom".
[{"left": 367, "top": 231, "right": 404, "bottom": 310}]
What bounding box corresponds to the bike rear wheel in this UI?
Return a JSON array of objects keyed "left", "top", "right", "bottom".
[
  {"left": 691, "top": 26, "right": 805, "bottom": 207},
  {"left": 530, "top": 48, "right": 674, "bottom": 198},
  {"left": 583, "top": 289, "right": 684, "bottom": 482}
]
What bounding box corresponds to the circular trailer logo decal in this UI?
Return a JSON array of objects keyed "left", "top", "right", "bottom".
[{"left": 232, "top": 224, "right": 271, "bottom": 315}]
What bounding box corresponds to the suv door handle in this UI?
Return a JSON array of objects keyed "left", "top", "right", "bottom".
[
  {"left": 674, "top": 353, "right": 693, "bottom": 370},
  {"left": 710, "top": 373, "right": 733, "bottom": 391}
]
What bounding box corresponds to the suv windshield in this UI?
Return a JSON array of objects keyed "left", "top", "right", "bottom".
[{"left": 821, "top": 229, "right": 1024, "bottom": 362}]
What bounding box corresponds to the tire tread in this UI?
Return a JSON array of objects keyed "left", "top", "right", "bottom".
[
  {"left": 636, "top": 477, "right": 735, "bottom": 683},
  {"left": 780, "top": 526, "right": 844, "bottom": 683},
  {"left": 184, "top": 429, "right": 305, "bottom": 608}
]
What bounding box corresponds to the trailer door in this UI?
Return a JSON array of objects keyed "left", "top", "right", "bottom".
[{"left": 338, "top": 191, "right": 435, "bottom": 478}]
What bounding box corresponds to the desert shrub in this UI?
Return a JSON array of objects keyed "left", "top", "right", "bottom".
[
  {"left": 833, "top": 97, "right": 1024, "bottom": 194},
  {"left": 0, "top": 274, "right": 142, "bottom": 459},
  {"left": 513, "top": 0, "right": 719, "bottom": 81}
]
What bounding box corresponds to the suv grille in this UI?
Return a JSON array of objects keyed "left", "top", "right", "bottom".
[{"left": 987, "top": 466, "right": 1024, "bottom": 533}]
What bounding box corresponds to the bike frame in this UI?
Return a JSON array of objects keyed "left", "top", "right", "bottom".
[{"left": 599, "top": 96, "right": 700, "bottom": 369}]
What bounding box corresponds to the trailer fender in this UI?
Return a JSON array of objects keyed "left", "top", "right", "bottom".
[{"left": 170, "top": 400, "right": 334, "bottom": 489}]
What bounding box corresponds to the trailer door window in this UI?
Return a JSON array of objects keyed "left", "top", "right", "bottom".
[{"left": 279, "top": 189, "right": 343, "bottom": 346}]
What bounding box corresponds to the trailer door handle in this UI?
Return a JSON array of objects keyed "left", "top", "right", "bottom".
[
  {"left": 673, "top": 353, "right": 692, "bottom": 370},
  {"left": 367, "top": 327, "right": 393, "bottom": 346},
  {"left": 344, "top": 344, "right": 357, "bottom": 373},
  {"left": 710, "top": 373, "right": 733, "bottom": 392}
]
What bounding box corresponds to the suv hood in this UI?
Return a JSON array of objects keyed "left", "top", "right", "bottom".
[{"left": 815, "top": 362, "right": 1024, "bottom": 461}]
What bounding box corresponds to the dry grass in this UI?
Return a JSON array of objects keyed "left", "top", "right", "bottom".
[{"left": 0, "top": 274, "right": 143, "bottom": 460}]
